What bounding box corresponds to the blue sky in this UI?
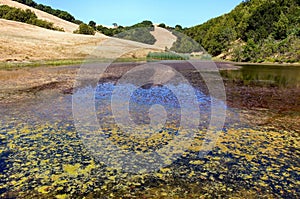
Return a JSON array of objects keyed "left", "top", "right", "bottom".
[{"left": 35, "top": 0, "right": 242, "bottom": 27}]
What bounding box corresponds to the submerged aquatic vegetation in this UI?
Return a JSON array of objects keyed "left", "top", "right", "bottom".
[{"left": 0, "top": 118, "right": 299, "bottom": 198}]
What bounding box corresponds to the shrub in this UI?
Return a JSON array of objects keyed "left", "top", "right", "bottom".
[
  {"left": 73, "top": 23, "right": 95, "bottom": 35},
  {"left": 31, "top": 18, "right": 64, "bottom": 31}
]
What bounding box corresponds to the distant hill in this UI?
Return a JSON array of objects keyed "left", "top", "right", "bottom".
[
  {"left": 184, "top": 0, "right": 300, "bottom": 63},
  {"left": 12, "top": 0, "right": 82, "bottom": 24}
]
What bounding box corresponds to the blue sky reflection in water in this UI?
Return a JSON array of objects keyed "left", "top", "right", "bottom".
[{"left": 95, "top": 82, "right": 217, "bottom": 130}]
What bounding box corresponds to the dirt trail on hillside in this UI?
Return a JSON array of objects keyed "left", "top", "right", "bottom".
[{"left": 151, "top": 26, "right": 177, "bottom": 49}]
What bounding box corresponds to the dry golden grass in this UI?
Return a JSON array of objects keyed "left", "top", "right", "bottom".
[
  {"left": 0, "top": 19, "right": 107, "bottom": 61},
  {"left": 0, "top": 0, "right": 78, "bottom": 32},
  {"left": 0, "top": 1, "right": 176, "bottom": 62},
  {"left": 0, "top": 19, "right": 161, "bottom": 62}
]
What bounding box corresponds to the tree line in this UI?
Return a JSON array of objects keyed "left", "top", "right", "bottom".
[
  {"left": 184, "top": 0, "right": 300, "bottom": 63},
  {"left": 0, "top": 5, "right": 63, "bottom": 31},
  {"left": 12, "top": 0, "right": 83, "bottom": 24}
]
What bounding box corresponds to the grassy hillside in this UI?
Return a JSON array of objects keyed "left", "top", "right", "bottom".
[
  {"left": 184, "top": 0, "right": 300, "bottom": 63},
  {"left": 0, "top": 18, "right": 160, "bottom": 63},
  {"left": 0, "top": 5, "right": 63, "bottom": 31},
  {"left": 0, "top": 0, "right": 79, "bottom": 32},
  {"left": 12, "top": 0, "right": 82, "bottom": 24}
]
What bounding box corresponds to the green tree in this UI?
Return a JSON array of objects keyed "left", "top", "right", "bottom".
[
  {"left": 184, "top": 0, "right": 299, "bottom": 62},
  {"left": 158, "top": 23, "right": 166, "bottom": 28},
  {"left": 242, "top": 39, "right": 259, "bottom": 62},
  {"left": 274, "top": 12, "right": 289, "bottom": 40},
  {"left": 88, "top": 20, "right": 96, "bottom": 30},
  {"left": 175, "top": 24, "right": 183, "bottom": 31}
]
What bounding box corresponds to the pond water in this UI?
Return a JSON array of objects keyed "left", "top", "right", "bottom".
[
  {"left": 0, "top": 64, "right": 299, "bottom": 198},
  {"left": 221, "top": 64, "right": 300, "bottom": 88}
]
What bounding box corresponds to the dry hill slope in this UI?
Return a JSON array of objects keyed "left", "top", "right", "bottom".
[
  {"left": 0, "top": 19, "right": 160, "bottom": 62},
  {"left": 0, "top": 0, "right": 172, "bottom": 62},
  {"left": 0, "top": 0, "right": 78, "bottom": 32}
]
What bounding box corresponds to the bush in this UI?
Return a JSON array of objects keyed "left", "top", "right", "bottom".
[
  {"left": 73, "top": 23, "right": 95, "bottom": 35},
  {"left": 31, "top": 18, "right": 64, "bottom": 31}
]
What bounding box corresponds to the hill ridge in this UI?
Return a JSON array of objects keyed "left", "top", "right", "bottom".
[
  {"left": 0, "top": 0, "right": 78, "bottom": 32},
  {"left": 184, "top": 0, "right": 300, "bottom": 63}
]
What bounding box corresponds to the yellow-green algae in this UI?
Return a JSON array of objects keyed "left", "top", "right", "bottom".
[{"left": 0, "top": 120, "right": 299, "bottom": 198}]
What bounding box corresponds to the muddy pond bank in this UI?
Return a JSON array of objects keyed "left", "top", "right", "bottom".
[{"left": 0, "top": 61, "right": 299, "bottom": 130}]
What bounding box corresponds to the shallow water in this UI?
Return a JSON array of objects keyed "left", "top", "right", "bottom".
[
  {"left": 0, "top": 65, "right": 299, "bottom": 198},
  {"left": 221, "top": 64, "right": 300, "bottom": 88}
]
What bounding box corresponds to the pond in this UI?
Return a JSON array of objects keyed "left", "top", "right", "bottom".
[
  {"left": 221, "top": 64, "right": 300, "bottom": 88},
  {"left": 0, "top": 63, "right": 299, "bottom": 198}
]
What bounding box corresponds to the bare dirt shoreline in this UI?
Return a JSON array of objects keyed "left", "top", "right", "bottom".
[
  {"left": 0, "top": 61, "right": 236, "bottom": 101},
  {"left": 0, "top": 61, "right": 299, "bottom": 133}
]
